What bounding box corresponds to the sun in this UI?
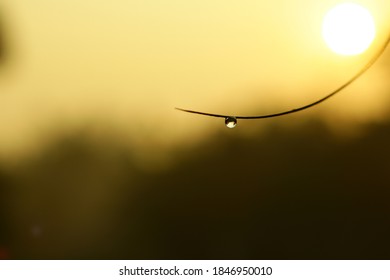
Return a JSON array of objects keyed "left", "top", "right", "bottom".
[{"left": 322, "top": 3, "right": 376, "bottom": 56}]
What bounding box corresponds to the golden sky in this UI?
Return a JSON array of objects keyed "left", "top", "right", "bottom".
[{"left": 0, "top": 0, "right": 390, "bottom": 165}]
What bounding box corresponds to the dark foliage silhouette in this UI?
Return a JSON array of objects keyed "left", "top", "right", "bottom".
[{"left": 1, "top": 119, "right": 390, "bottom": 259}]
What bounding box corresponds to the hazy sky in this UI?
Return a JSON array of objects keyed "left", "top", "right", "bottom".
[{"left": 0, "top": 0, "right": 390, "bottom": 166}]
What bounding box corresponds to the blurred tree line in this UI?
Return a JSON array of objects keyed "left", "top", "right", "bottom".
[{"left": 1, "top": 117, "right": 390, "bottom": 259}]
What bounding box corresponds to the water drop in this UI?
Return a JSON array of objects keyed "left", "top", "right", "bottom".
[{"left": 225, "top": 116, "right": 237, "bottom": 128}]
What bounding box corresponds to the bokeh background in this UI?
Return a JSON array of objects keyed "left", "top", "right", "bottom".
[{"left": 1, "top": 0, "right": 390, "bottom": 259}]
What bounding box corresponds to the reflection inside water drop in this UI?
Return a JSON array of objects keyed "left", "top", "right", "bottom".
[{"left": 225, "top": 116, "right": 237, "bottom": 128}]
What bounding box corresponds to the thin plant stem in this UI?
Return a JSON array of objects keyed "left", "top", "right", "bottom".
[{"left": 176, "top": 31, "right": 390, "bottom": 120}]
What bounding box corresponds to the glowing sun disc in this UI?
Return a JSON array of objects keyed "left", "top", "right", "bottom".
[{"left": 322, "top": 3, "right": 376, "bottom": 56}]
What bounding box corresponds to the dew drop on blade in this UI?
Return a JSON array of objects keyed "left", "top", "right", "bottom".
[{"left": 225, "top": 116, "right": 237, "bottom": 128}]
